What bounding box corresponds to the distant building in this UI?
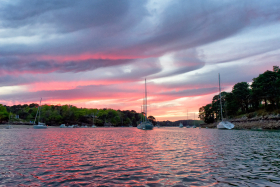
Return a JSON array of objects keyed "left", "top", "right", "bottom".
[{"left": 273, "top": 66, "right": 279, "bottom": 72}]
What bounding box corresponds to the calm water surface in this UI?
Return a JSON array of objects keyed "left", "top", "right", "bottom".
[{"left": 1, "top": 128, "right": 280, "bottom": 186}]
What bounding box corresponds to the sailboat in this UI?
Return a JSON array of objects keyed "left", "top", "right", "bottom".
[
  {"left": 156, "top": 121, "right": 160, "bottom": 128},
  {"left": 137, "top": 79, "right": 154, "bottom": 130},
  {"left": 186, "top": 110, "right": 191, "bottom": 128},
  {"left": 179, "top": 122, "right": 183, "bottom": 128},
  {"left": 217, "top": 74, "right": 234, "bottom": 130},
  {"left": 92, "top": 113, "right": 97, "bottom": 128},
  {"left": 33, "top": 98, "right": 47, "bottom": 129},
  {"left": 5, "top": 112, "right": 13, "bottom": 129}
]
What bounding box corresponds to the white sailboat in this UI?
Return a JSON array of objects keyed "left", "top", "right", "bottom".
[
  {"left": 33, "top": 98, "right": 47, "bottom": 129},
  {"left": 217, "top": 74, "right": 234, "bottom": 130},
  {"left": 5, "top": 112, "right": 13, "bottom": 129},
  {"left": 92, "top": 113, "right": 97, "bottom": 128},
  {"left": 137, "top": 79, "right": 153, "bottom": 130},
  {"left": 179, "top": 122, "right": 183, "bottom": 128},
  {"left": 186, "top": 110, "right": 191, "bottom": 128}
]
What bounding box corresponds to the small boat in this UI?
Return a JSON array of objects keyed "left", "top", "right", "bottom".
[
  {"left": 5, "top": 125, "right": 13, "bottom": 129},
  {"left": 33, "top": 98, "right": 47, "bottom": 129},
  {"left": 60, "top": 124, "right": 67, "bottom": 128},
  {"left": 179, "top": 122, "right": 183, "bottom": 128},
  {"left": 216, "top": 74, "right": 234, "bottom": 130},
  {"left": 33, "top": 123, "right": 47, "bottom": 129}
]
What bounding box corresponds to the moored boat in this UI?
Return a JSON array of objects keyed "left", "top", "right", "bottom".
[
  {"left": 33, "top": 98, "right": 47, "bottom": 129},
  {"left": 216, "top": 74, "right": 234, "bottom": 130},
  {"left": 60, "top": 124, "right": 67, "bottom": 128},
  {"left": 5, "top": 125, "right": 13, "bottom": 129},
  {"left": 179, "top": 122, "right": 183, "bottom": 128},
  {"left": 138, "top": 79, "right": 153, "bottom": 130}
]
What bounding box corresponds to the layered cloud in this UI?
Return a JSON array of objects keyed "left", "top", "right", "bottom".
[{"left": 1, "top": 0, "right": 280, "bottom": 120}]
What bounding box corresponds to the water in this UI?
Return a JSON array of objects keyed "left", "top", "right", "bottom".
[{"left": 1, "top": 128, "right": 280, "bottom": 186}]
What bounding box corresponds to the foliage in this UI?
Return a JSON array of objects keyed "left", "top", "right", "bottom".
[
  {"left": 2, "top": 104, "right": 147, "bottom": 127},
  {"left": 232, "top": 82, "right": 251, "bottom": 112},
  {"left": 199, "top": 68, "right": 280, "bottom": 123},
  {"left": 0, "top": 104, "right": 9, "bottom": 123}
]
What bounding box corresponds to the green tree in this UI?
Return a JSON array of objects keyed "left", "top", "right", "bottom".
[
  {"left": 251, "top": 70, "right": 279, "bottom": 108},
  {"left": 199, "top": 104, "right": 214, "bottom": 124},
  {"left": 212, "top": 92, "right": 227, "bottom": 121},
  {"left": 232, "top": 82, "right": 251, "bottom": 112},
  {"left": 224, "top": 92, "right": 239, "bottom": 117},
  {"left": 0, "top": 104, "right": 9, "bottom": 123},
  {"left": 148, "top": 115, "right": 156, "bottom": 125}
]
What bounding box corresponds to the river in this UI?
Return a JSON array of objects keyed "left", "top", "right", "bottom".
[{"left": 1, "top": 127, "right": 280, "bottom": 186}]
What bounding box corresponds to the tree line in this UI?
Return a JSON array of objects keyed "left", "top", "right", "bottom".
[
  {"left": 0, "top": 104, "right": 157, "bottom": 126},
  {"left": 199, "top": 67, "right": 280, "bottom": 123}
]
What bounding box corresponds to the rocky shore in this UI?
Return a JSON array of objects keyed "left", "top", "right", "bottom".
[{"left": 201, "top": 114, "right": 280, "bottom": 130}]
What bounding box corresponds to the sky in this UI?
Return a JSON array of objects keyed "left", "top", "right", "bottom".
[{"left": 0, "top": 0, "right": 280, "bottom": 121}]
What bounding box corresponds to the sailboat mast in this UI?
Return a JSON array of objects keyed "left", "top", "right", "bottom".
[
  {"left": 141, "top": 105, "right": 142, "bottom": 122},
  {"left": 187, "top": 110, "right": 188, "bottom": 125},
  {"left": 39, "top": 98, "right": 42, "bottom": 123},
  {"left": 145, "top": 78, "right": 147, "bottom": 121},
  {"left": 219, "top": 74, "right": 223, "bottom": 121}
]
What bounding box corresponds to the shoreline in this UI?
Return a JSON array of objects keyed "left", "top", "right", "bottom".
[
  {"left": 201, "top": 119, "right": 280, "bottom": 130},
  {"left": 0, "top": 124, "right": 59, "bottom": 129}
]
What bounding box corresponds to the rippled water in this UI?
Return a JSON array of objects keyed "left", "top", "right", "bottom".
[{"left": 1, "top": 128, "right": 280, "bottom": 186}]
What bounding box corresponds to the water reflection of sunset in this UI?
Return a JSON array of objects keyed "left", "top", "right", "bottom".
[{"left": 1, "top": 128, "right": 280, "bottom": 186}]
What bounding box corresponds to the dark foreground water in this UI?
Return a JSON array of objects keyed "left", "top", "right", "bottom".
[{"left": 1, "top": 128, "right": 280, "bottom": 187}]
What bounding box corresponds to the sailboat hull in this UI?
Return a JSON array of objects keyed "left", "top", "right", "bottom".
[
  {"left": 217, "top": 121, "right": 234, "bottom": 130},
  {"left": 33, "top": 125, "right": 47, "bottom": 129},
  {"left": 138, "top": 121, "right": 154, "bottom": 130},
  {"left": 179, "top": 123, "right": 183, "bottom": 128}
]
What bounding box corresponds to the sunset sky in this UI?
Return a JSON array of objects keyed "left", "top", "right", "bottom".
[{"left": 1, "top": 0, "right": 280, "bottom": 121}]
